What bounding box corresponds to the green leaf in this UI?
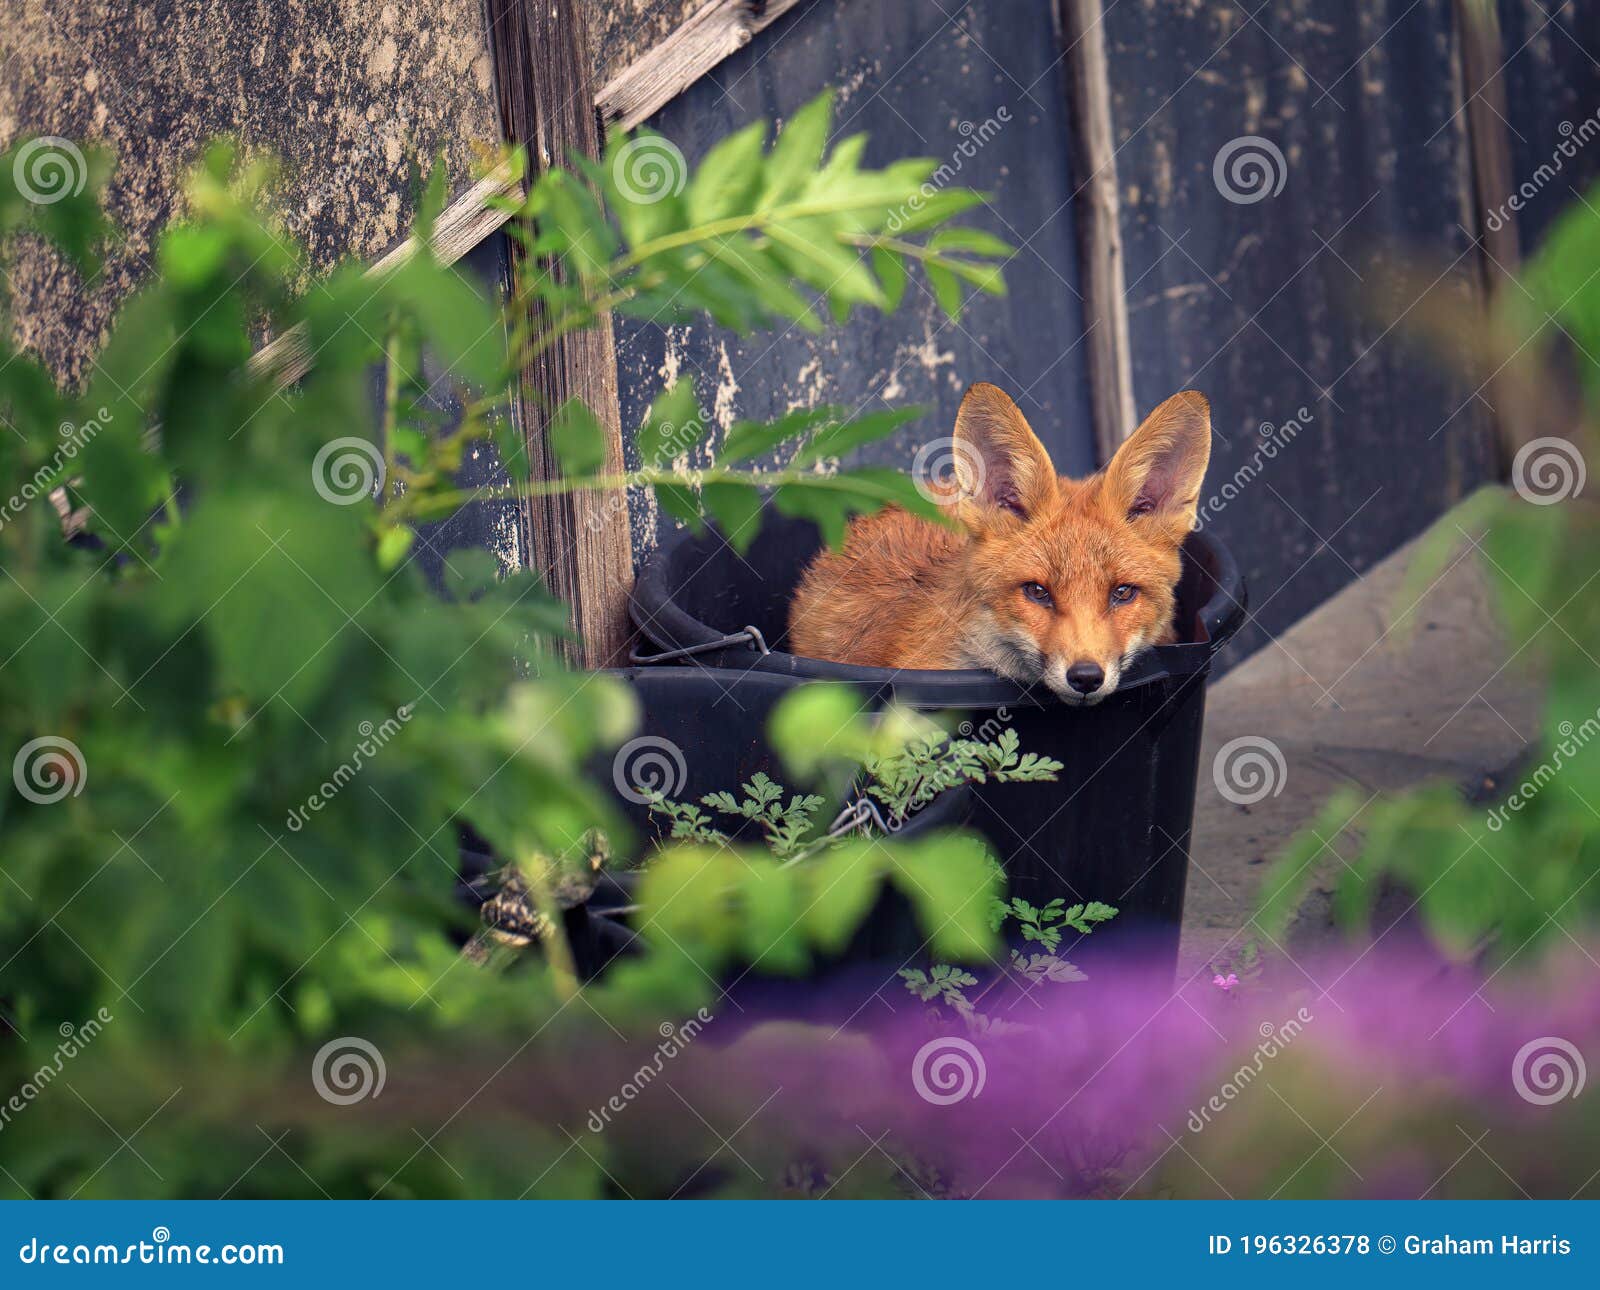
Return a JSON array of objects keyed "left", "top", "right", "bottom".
[
  {"left": 637, "top": 378, "right": 705, "bottom": 468},
  {"left": 549, "top": 397, "right": 608, "bottom": 476},
  {"left": 701, "top": 480, "right": 765, "bottom": 552},
  {"left": 653, "top": 480, "right": 704, "bottom": 533},
  {"left": 924, "top": 261, "right": 965, "bottom": 319},
  {"left": 687, "top": 120, "right": 767, "bottom": 225},
  {"left": 761, "top": 92, "right": 833, "bottom": 209},
  {"left": 160, "top": 485, "right": 380, "bottom": 708},
  {"left": 928, "top": 227, "right": 1015, "bottom": 257},
  {"left": 872, "top": 245, "right": 907, "bottom": 310},
  {"left": 792, "top": 406, "right": 924, "bottom": 468},
  {"left": 720, "top": 405, "right": 841, "bottom": 466}
]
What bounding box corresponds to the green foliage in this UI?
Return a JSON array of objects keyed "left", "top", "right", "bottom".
[
  {"left": 0, "top": 102, "right": 1016, "bottom": 1198},
  {"left": 899, "top": 889, "right": 1117, "bottom": 1026},
  {"left": 1255, "top": 183, "right": 1600, "bottom": 963},
  {"left": 868, "top": 725, "right": 1064, "bottom": 825},
  {"left": 698, "top": 772, "right": 825, "bottom": 860}
]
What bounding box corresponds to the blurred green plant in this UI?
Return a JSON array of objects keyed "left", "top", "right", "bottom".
[
  {"left": 0, "top": 99, "right": 1014, "bottom": 1196},
  {"left": 1256, "top": 183, "right": 1600, "bottom": 964}
]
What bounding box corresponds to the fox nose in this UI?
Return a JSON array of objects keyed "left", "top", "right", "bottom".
[{"left": 1065, "top": 661, "right": 1105, "bottom": 695}]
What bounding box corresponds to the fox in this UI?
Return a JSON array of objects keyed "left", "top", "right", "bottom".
[{"left": 787, "top": 382, "right": 1212, "bottom": 704}]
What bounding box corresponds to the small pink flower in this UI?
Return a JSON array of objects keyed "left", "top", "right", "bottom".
[{"left": 1212, "top": 973, "right": 1239, "bottom": 992}]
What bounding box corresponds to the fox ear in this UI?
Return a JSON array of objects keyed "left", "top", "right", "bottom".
[
  {"left": 951, "top": 383, "right": 1056, "bottom": 523},
  {"left": 1103, "top": 391, "right": 1211, "bottom": 529}
]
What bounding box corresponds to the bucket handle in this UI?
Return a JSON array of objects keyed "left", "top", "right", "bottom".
[{"left": 629, "top": 624, "right": 770, "bottom": 666}]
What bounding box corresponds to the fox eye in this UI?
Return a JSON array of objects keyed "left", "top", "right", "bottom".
[
  {"left": 1110, "top": 584, "right": 1139, "bottom": 607},
  {"left": 1021, "top": 581, "right": 1053, "bottom": 607}
]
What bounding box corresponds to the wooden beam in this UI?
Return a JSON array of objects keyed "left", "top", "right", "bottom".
[
  {"left": 248, "top": 166, "right": 522, "bottom": 392},
  {"left": 1058, "top": 0, "right": 1137, "bottom": 464},
  {"left": 1452, "top": 0, "right": 1523, "bottom": 474},
  {"left": 485, "top": 0, "right": 633, "bottom": 669},
  {"left": 596, "top": 0, "right": 807, "bottom": 132}
]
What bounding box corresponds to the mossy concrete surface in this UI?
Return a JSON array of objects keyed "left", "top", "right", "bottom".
[{"left": 1, "top": 0, "right": 499, "bottom": 385}]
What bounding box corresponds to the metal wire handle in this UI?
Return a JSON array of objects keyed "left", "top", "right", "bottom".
[{"left": 629, "top": 624, "right": 770, "bottom": 666}]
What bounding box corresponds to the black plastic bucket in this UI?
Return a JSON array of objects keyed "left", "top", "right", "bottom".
[
  {"left": 628, "top": 510, "right": 1247, "bottom": 977},
  {"left": 460, "top": 666, "right": 973, "bottom": 983}
]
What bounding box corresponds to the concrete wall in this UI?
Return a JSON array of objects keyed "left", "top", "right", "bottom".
[{"left": 0, "top": 0, "right": 499, "bottom": 384}]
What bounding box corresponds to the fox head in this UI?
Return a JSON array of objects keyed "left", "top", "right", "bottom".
[{"left": 947, "top": 383, "right": 1212, "bottom": 704}]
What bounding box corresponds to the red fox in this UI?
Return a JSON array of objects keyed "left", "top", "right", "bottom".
[{"left": 787, "top": 383, "right": 1212, "bottom": 704}]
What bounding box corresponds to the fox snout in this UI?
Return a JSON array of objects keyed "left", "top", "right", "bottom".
[{"left": 1043, "top": 655, "right": 1121, "bottom": 705}]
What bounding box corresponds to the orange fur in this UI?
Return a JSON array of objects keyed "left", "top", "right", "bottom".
[{"left": 787, "top": 383, "right": 1212, "bottom": 704}]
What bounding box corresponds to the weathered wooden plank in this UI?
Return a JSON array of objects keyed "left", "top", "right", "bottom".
[
  {"left": 596, "top": 0, "right": 810, "bottom": 131},
  {"left": 612, "top": 0, "right": 1099, "bottom": 571},
  {"left": 1099, "top": 0, "right": 1499, "bottom": 672},
  {"left": 1058, "top": 0, "right": 1138, "bottom": 459},
  {"left": 248, "top": 166, "right": 522, "bottom": 391},
  {"left": 486, "top": 0, "right": 633, "bottom": 668},
  {"left": 1453, "top": 0, "right": 1522, "bottom": 471}
]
